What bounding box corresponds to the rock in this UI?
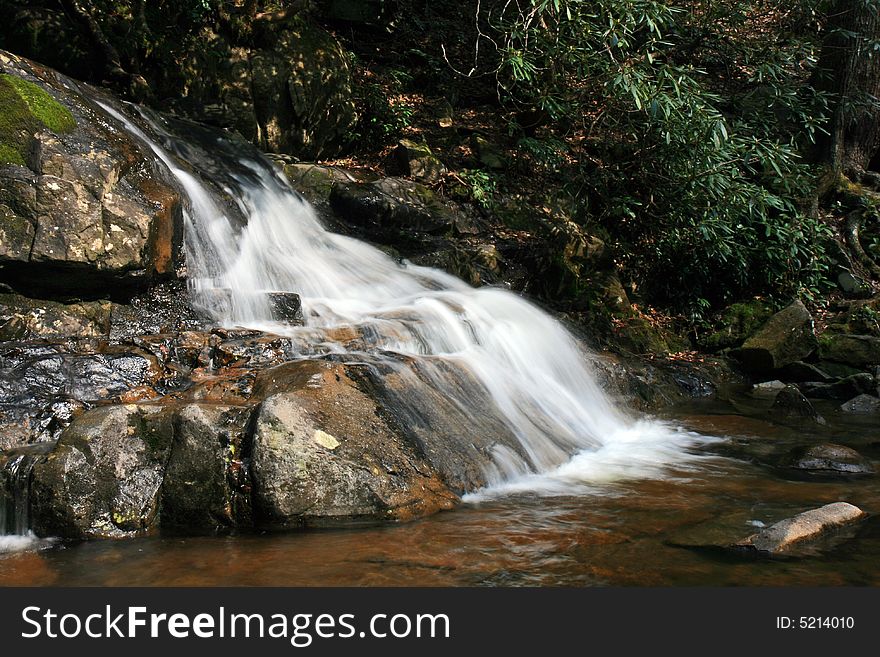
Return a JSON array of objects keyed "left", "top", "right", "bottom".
[
  {"left": 750, "top": 380, "right": 787, "bottom": 396},
  {"left": 782, "top": 444, "right": 874, "bottom": 476},
  {"left": 435, "top": 99, "right": 454, "bottom": 128},
  {"left": 699, "top": 300, "right": 775, "bottom": 352},
  {"left": 0, "top": 50, "right": 182, "bottom": 297},
  {"left": 470, "top": 134, "right": 505, "bottom": 170},
  {"left": 109, "top": 281, "right": 213, "bottom": 338},
  {"left": 0, "top": 342, "right": 163, "bottom": 450},
  {"left": 778, "top": 361, "right": 834, "bottom": 383},
  {"left": 266, "top": 293, "right": 304, "bottom": 324},
  {"left": 770, "top": 385, "right": 820, "bottom": 420},
  {"left": 30, "top": 404, "right": 174, "bottom": 538},
  {"left": 735, "top": 502, "right": 865, "bottom": 555},
  {"left": 730, "top": 301, "right": 818, "bottom": 374},
  {"left": 160, "top": 404, "right": 253, "bottom": 532},
  {"left": 820, "top": 334, "right": 880, "bottom": 367},
  {"left": 167, "top": 18, "right": 356, "bottom": 160},
  {"left": 281, "top": 163, "right": 367, "bottom": 206},
  {"left": 800, "top": 373, "right": 875, "bottom": 400},
  {"left": 408, "top": 242, "right": 502, "bottom": 287},
  {"left": 329, "top": 178, "right": 464, "bottom": 242},
  {"left": 840, "top": 394, "right": 880, "bottom": 414},
  {"left": 837, "top": 270, "right": 872, "bottom": 299},
  {"left": 731, "top": 300, "right": 817, "bottom": 373},
  {"left": 0, "top": 293, "right": 112, "bottom": 339},
  {"left": 393, "top": 139, "right": 447, "bottom": 183},
  {"left": 250, "top": 360, "right": 458, "bottom": 527}
]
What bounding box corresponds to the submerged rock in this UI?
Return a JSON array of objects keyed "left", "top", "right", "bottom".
[
  {"left": 735, "top": 502, "right": 866, "bottom": 555},
  {"left": 800, "top": 373, "right": 876, "bottom": 400},
  {"left": 840, "top": 394, "right": 880, "bottom": 414},
  {"left": 782, "top": 444, "right": 874, "bottom": 476},
  {"left": 770, "top": 385, "right": 821, "bottom": 422},
  {"left": 731, "top": 300, "right": 817, "bottom": 373}
]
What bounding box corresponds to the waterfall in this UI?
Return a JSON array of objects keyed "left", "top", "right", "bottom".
[
  {"left": 0, "top": 453, "right": 42, "bottom": 552},
  {"left": 90, "top": 101, "right": 708, "bottom": 496}
]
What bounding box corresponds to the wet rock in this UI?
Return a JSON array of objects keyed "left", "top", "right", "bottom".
[
  {"left": 735, "top": 502, "right": 865, "bottom": 555},
  {"left": 160, "top": 404, "right": 253, "bottom": 532},
  {"left": 800, "top": 373, "right": 875, "bottom": 400},
  {"left": 770, "top": 385, "right": 820, "bottom": 421},
  {"left": 250, "top": 360, "right": 458, "bottom": 527},
  {"left": 0, "top": 293, "right": 112, "bottom": 339},
  {"left": 0, "top": 342, "right": 162, "bottom": 450},
  {"left": 820, "top": 334, "right": 880, "bottom": 367},
  {"left": 840, "top": 394, "right": 880, "bottom": 414},
  {"left": 267, "top": 292, "right": 303, "bottom": 324},
  {"left": 0, "top": 50, "right": 182, "bottom": 297},
  {"left": 782, "top": 444, "right": 874, "bottom": 476},
  {"left": 30, "top": 404, "right": 174, "bottom": 538},
  {"left": 730, "top": 300, "right": 817, "bottom": 373},
  {"left": 109, "top": 281, "right": 212, "bottom": 339},
  {"left": 393, "top": 139, "right": 447, "bottom": 183}
]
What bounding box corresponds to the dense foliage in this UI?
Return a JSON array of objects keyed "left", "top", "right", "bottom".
[{"left": 451, "top": 0, "right": 841, "bottom": 316}]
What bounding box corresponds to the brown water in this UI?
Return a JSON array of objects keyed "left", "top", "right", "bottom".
[{"left": 2, "top": 394, "right": 879, "bottom": 587}]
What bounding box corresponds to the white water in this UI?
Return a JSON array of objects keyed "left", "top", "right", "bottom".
[{"left": 95, "top": 102, "right": 713, "bottom": 495}]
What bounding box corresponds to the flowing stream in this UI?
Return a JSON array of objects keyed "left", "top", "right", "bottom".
[
  {"left": 93, "top": 101, "right": 709, "bottom": 493},
  {"left": 2, "top": 100, "right": 879, "bottom": 584}
]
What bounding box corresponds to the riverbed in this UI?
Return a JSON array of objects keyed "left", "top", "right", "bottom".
[{"left": 3, "top": 391, "right": 878, "bottom": 587}]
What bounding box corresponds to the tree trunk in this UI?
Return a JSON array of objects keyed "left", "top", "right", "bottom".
[{"left": 815, "top": 0, "right": 880, "bottom": 175}]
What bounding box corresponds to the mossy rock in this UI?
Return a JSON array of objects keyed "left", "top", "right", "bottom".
[
  {"left": 699, "top": 300, "right": 775, "bottom": 352},
  {"left": 0, "top": 72, "right": 74, "bottom": 165}
]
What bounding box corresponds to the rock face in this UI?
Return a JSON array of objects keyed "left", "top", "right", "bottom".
[
  {"left": 0, "top": 50, "right": 181, "bottom": 298},
  {"left": 155, "top": 17, "right": 356, "bottom": 160},
  {"left": 736, "top": 502, "right": 865, "bottom": 555},
  {"left": 731, "top": 300, "right": 817, "bottom": 373}
]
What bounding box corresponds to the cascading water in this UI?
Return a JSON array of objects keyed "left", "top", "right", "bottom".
[{"left": 92, "top": 101, "right": 710, "bottom": 497}]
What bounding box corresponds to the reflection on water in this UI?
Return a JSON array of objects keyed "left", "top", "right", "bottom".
[{"left": 2, "top": 398, "right": 879, "bottom": 587}]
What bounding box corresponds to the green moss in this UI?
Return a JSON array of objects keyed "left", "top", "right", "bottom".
[
  {"left": 699, "top": 299, "right": 774, "bottom": 352},
  {"left": 0, "top": 73, "right": 74, "bottom": 166},
  {"left": 0, "top": 74, "right": 75, "bottom": 133}
]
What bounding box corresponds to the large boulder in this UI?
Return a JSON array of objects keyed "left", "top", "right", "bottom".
[
  {"left": 250, "top": 359, "right": 458, "bottom": 527},
  {"left": 30, "top": 405, "right": 174, "bottom": 538},
  {"left": 0, "top": 50, "right": 181, "bottom": 298},
  {"left": 819, "top": 334, "right": 880, "bottom": 368},
  {"left": 730, "top": 300, "right": 817, "bottom": 373}
]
